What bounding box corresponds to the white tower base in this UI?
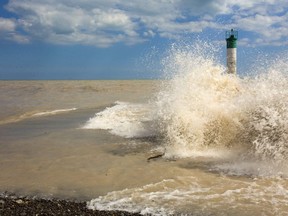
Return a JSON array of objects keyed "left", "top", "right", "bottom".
[{"left": 227, "top": 48, "right": 236, "bottom": 74}]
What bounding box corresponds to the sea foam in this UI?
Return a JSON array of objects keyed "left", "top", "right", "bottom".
[
  {"left": 82, "top": 101, "right": 156, "bottom": 138},
  {"left": 32, "top": 108, "right": 77, "bottom": 117}
]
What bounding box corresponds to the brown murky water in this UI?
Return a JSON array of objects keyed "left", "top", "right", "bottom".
[{"left": 1, "top": 80, "right": 288, "bottom": 216}]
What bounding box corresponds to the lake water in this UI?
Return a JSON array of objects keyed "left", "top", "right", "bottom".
[{"left": 1, "top": 45, "right": 288, "bottom": 215}]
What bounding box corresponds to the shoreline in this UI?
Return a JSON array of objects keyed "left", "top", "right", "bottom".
[{"left": 0, "top": 192, "right": 142, "bottom": 216}]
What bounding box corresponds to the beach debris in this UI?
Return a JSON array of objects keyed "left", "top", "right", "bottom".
[{"left": 147, "top": 153, "right": 164, "bottom": 161}]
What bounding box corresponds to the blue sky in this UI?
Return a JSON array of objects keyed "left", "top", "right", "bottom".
[{"left": 0, "top": 0, "right": 287, "bottom": 80}]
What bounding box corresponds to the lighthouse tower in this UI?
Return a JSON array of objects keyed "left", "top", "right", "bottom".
[{"left": 226, "top": 29, "right": 238, "bottom": 74}]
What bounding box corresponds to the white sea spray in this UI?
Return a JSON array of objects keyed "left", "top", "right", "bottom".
[{"left": 86, "top": 41, "right": 288, "bottom": 215}]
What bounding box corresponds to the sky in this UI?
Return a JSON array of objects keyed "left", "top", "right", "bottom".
[{"left": 0, "top": 0, "right": 287, "bottom": 80}]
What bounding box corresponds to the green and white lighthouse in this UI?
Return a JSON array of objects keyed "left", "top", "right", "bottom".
[{"left": 225, "top": 29, "right": 238, "bottom": 74}]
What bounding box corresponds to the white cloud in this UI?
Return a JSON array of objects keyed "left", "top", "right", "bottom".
[
  {"left": 144, "top": 30, "right": 156, "bottom": 37},
  {"left": 5, "top": 0, "right": 141, "bottom": 46},
  {"left": 10, "top": 32, "right": 30, "bottom": 43},
  {"left": 0, "top": 17, "right": 16, "bottom": 31},
  {"left": 1, "top": 0, "right": 287, "bottom": 46},
  {"left": 179, "top": 0, "right": 230, "bottom": 16},
  {"left": 0, "top": 17, "right": 30, "bottom": 43},
  {"left": 237, "top": 14, "right": 282, "bottom": 32}
]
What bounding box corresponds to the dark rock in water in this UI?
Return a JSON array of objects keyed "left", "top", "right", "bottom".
[
  {"left": 0, "top": 193, "right": 143, "bottom": 216},
  {"left": 147, "top": 153, "right": 164, "bottom": 161}
]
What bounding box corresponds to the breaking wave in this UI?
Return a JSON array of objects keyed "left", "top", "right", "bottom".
[
  {"left": 82, "top": 101, "right": 156, "bottom": 138},
  {"left": 83, "top": 42, "right": 288, "bottom": 164},
  {"left": 156, "top": 43, "right": 288, "bottom": 163},
  {"left": 86, "top": 41, "right": 288, "bottom": 215},
  {"left": 88, "top": 176, "right": 288, "bottom": 216}
]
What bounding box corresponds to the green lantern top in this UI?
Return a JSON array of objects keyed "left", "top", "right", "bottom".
[{"left": 226, "top": 29, "right": 238, "bottom": 48}]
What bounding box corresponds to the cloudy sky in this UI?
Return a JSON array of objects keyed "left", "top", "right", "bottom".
[{"left": 0, "top": 0, "right": 287, "bottom": 79}]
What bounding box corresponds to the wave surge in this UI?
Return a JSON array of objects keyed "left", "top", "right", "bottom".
[
  {"left": 155, "top": 43, "right": 288, "bottom": 163},
  {"left": 82, "top": 101, "right": 156, "bottom": 138}
]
